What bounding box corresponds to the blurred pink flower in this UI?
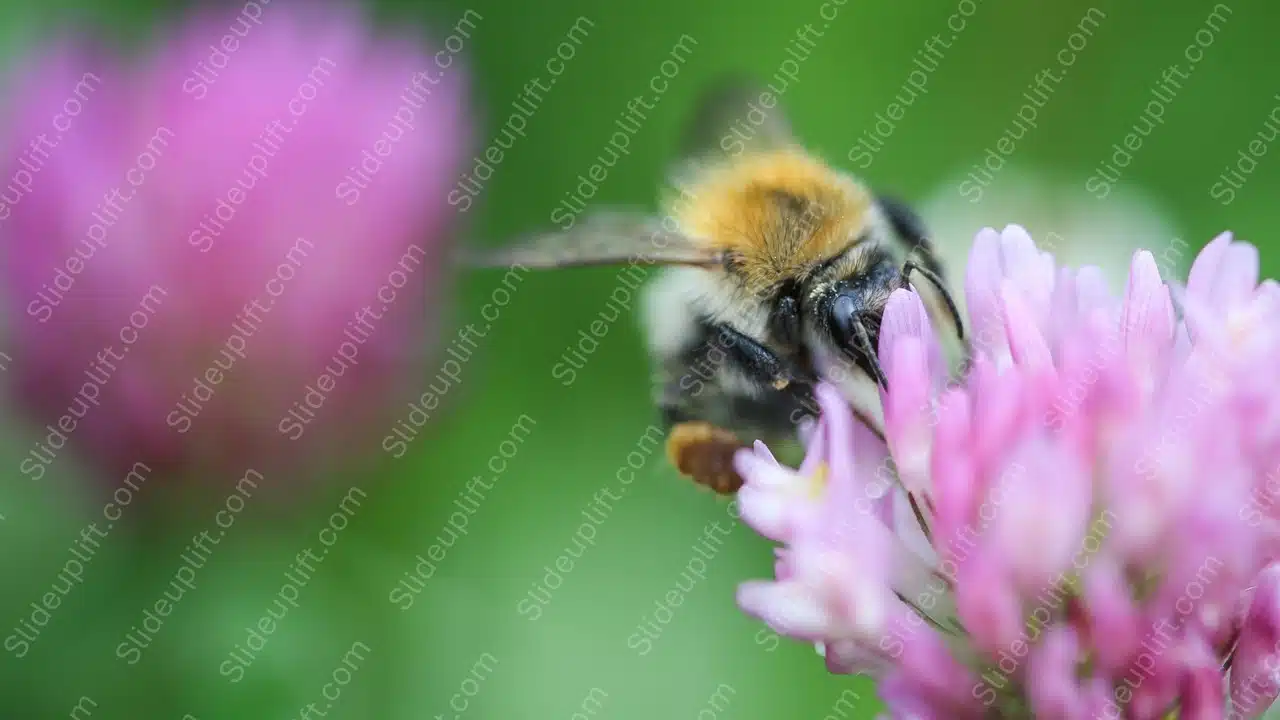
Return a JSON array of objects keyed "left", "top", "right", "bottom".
[
  {"left": 0, "top": 2, "right": 469, "bottom": 490},
  {"left": 735, "top": 227, "right": 1280, "bottom": 718}
]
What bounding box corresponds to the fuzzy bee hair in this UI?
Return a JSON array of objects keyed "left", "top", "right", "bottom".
[{"left": 465, "top": 78, "right": 962, "bottom": 494}]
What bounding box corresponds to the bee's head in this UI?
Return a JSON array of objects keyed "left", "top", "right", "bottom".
[
  {"left": 802, "top": 247, "right": 964, "bottom": 391},
  {"left": 818, "top": 254, "right": 899, "bottom": 387},
  {"left": 768, "top": 235, "right": 901, "bottom": 389}
]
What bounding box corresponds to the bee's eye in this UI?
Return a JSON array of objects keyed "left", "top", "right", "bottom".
[
  {"left": 829, "top": 293, "right": 861, "bottom": 348},
  {"left": 828, "top": 290, "right": 888, "bottom": 387}
]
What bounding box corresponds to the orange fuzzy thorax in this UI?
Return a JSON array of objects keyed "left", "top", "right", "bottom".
[{"left": 665, "top": 148, "right": 873, "bottom": 291}]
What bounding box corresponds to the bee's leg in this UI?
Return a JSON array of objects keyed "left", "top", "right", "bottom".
[
  {"left": 703, "top": 322, "right": 815, "bottom": 389},
  {"left": 901, "top": 259, "right": 965, "bottom": 343},
  {"left": 656, "top": 322, "right": 814, "bottom": 495},
  {"left": 878, "top": 194, "right": 968, "bottom": 348}
]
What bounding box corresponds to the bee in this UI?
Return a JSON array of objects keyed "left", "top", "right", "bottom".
[{"left": 464, "top": 78, "right": 965, "bottom": 494}]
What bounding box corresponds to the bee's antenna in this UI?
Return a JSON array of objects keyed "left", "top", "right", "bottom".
[
  {"left": 903, "top": 259, "right": 966, "bottom": 342},
  {"left": 851, "top": 318, "right": 889, "bottom": 390}
]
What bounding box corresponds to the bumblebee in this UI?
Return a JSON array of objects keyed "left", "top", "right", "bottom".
[{"left": 466, "top": 78, "right": 963, "bottom": 494}]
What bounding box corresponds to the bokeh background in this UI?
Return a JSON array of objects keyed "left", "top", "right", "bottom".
[{"left": 1, "top": 0, "right": 1279, "bottom": 718}]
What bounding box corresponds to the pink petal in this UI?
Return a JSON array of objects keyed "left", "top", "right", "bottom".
[
  {"left": 997, "top": 224, "right": 1040, "bottom": 275},
  {"left": 883, "top": 337, "right": 933, "bottom": 494},
  {"left": 1126, "top": 643, "right": 1181, "bottom": 720},
  {"left": 878, "top": 672, "right": 956, "bottom": 720},
  {"left": 878, "top": 288, "right": 932, "bottom": 351},
  {"left": 796, "top": 416, "right": 819, "bottom": 444},
  {"left": 1121, "top": 250, "right": 1175, "bottom": 349},
  {"left": 751, "top": 439, "right": 778, "bottom": 465},
  {"left": 736, "top": 580, "right": 835, "bottom": 641},
  {"left": 1184, "top": 231, "right": 1260, "bottom": 341},
  {"left": 737, "top": 485, "right": 794, "bottom": 541},
  {"left": 817, "top": 382, "right": 858, "bottom": 494},
  {"left": 1025, "top": 626, "right": 1081, "bottom": 719},
  {"left": 1211, "top": 241, "right": 1261, "bottom": 309},
  {"left": 774, "top": 547, "right": 793, "bottom": 581},
  {"left": 823, "top": 638, "right": 885, "bottom": 676},
  {"left": 732, "top": 450, "right": 813, "bottom": 541},
  {"left": 1079, "top": 675, "right": 1121, "bottom": 720},
  {"left": 1047, "top": 266, "right": 1080, "bottom": 357},
  {"left": 890, "top": 612, "right": 988, "bottom": 712},
  {"left": 798, "top": 416, "right": 828, "bottom": 477},
  {"left": 969, "top": 354, "right": 1025, "bottom": 475},
  {"left": 1103, "top": 416, "right": 1196, "bottom": 563},
  {"left": 733, "top": 448, "right": 797, "bottom": 490},
  {"left": 964, "top": 227, "right": 1007, "bottom": 356},
  {"left": 790, "top": 540, "right": 891, "bottom": 637},
  {"left": 850, "top": 418, "right": 895, "bottom": 527},
  {"left": 955, "top": 552, "right": 1023, "bottom": 656},
  {"left": 1082, "top": 558, "right": 1141, "bottom": 675},
  {"left": 1230, "top": 564, "right": 1280, "bottom": 717},
  {"left": 879, "top": 288, "right": 944, "bottom": 384},
  {"left": 1186, "top": 231, "right": 1234, "bottom": 304},
  {"left": 999, "top": 225, "right": 1057, "bottom": 326},
  {"left": 1179, "top": 635, "right": 1226, "bottom": 719},
  {"left": 930, "top": 388, "right": 975, "bottom": 539},
  {"left": 990, "top": 444, "right": 1091, "bottom": 592},
  {"left": 1258, "top": 279, "right": 1280, "bottom": 310},
  {"left": 1001, "top": 280, "right": 1054, "bottom": 376}
]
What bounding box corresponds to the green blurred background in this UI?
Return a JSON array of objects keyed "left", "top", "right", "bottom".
[{"left": 2, "top": 0, "right": 1279, "bottom": 717}]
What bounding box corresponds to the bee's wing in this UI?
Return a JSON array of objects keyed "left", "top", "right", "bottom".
[
  {"left": 461, "top": 210, "right": 724, "bottom": 269},
  {"left": 677, "top": 75, "right": 796, "bottom": 164}
]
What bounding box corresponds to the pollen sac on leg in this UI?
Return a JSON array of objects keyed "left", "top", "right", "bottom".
[{"left": 666, "top": 421, "right": 745, "bottom": 494}]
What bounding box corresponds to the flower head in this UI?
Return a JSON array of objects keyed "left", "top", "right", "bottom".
[
  {"left": 736, "top": 226, "right": 1280, "bottom": 718},
  {"left": 1, "top": 2, "right": 469, "bottom": 490}
]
